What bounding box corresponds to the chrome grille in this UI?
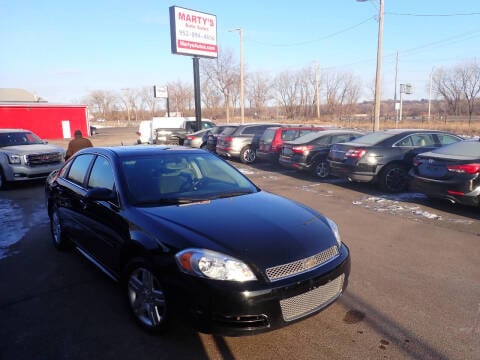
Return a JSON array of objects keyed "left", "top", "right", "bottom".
[
  {"left": 280, "top": 274, "right": 344, "bottom": 322},
  {"left": 25, "top": 152, "right": 63, "bottom": 166},
  {"left": 265, "top": 246, "right": 339, "bottom": 282}
]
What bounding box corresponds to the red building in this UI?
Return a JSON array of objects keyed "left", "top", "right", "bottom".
[
  {"left": 0, "top": 103, "right": 89, "bottom": 140},
  {"left": 0, "top": 89, "right": 89, "bottom": 140}
]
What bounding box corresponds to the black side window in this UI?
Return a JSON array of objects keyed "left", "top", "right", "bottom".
[
  {"left": 88, "top": 156, "right": 115, "bottom": 191},
  {"left": 436, "top": 134, "right": 461, "bottom": 145},
  {"left": 67, "top": 154, "right": 94, "bottom": 185},
  {"left": 395, "top": 136, "right": 414, "bottom": 147},
  {"left": 241, "top": 126, "right": 258, "bottom": 135},
  {"left": 314, "top": 136, "right": 331, "bottom": 145},
  {"left": 333, "top": 134, "right": 354, "bottom": 144}
]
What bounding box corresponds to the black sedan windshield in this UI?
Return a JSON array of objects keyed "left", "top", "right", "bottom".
[{"left": 122, "top": 152, "right": 258, "bottom": 205}]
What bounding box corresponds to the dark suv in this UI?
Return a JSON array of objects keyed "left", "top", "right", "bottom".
[
  {"left": 327, "top": 129, "right": 463, "bottom": 192},
  {"left": 215, "top": 123, "right": 280, "bottom": 163},
  {"left": 257, "top": 126, "right": 328, "bottom": 164}
]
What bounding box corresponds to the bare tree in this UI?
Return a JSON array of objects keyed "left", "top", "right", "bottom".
[
  {"left": 246, "top": 71, "right": 273, "bottom": 119},
  {"left": 166, "top": 81, "right": 194, "bottom": 116},
  {"left": 138, "top": 86, "right": 157, "bottom": 119},
  {"left": 201, "top": 48, "right": 239, "bottom": 122},
  {"left": 324, "top": 71, "right": 361, "bottom": 118},
  {"left": 433, "top": 67, "right": 463, "bottom": 116},
  {"left": 273, "top": 70, "right": 301, "bottom": 119},
  {"left": 201, "top": 78, "right": 222, "bottom": 118},
  {"left": 83, "top": 90, "right": 116, "bottom": 121},
  {"left": 459, "top": 60, "right": 480, "bottom": 124}
]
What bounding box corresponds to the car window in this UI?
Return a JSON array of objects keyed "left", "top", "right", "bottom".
[
  {"left": 395, "top": 136, "right": 414, "bottom": 147},
  {"left": 314, "top": 136, "right": 331, "bottom": 145},
  {"left": 411, "top": 134, "right": 435, "bottom": 147},
  {"left": 282, "top": 129, "right": 300, "bottom": 141},
  {"left": 219, "top": 126, "right": 238, "bottom": 136},
  {"left": 241, "top": 126, "right": 261, "bottom": 135},
  {"left": 67, "top": 154, "right": 95, "bottom": 185},
  {"left": 261, "top": 128, "right": 277, "bottom": 143},
  {"left": 332, "top": 133, "right": 357, "bottom": 144},
  {"left": 436, "top": 133, "right": 461, "bottom": 145},
  {"left": 88, "top": 156, "right": 115, "bottom": 191},
  {"left": 298, "top": 129, "right": 318, "bottom": 137},
  {"left": 201, "top": 121, "right": 215, "bottom": 129},
  {"left": 0, "top": 131, "right": 43, "bottom": 146}
]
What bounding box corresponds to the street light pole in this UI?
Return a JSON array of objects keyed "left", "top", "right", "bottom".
[
  {"left": 230, "top": 28, "right": 245, "bottom": 124},
  {"left": 373, "top": 0, "right": 384, "bottom": 131},
  {"left": 358, "top": 0, "right": 384, "bottom": 131}
]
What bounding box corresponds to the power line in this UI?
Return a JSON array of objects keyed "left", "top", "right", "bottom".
[
  {"left": 246, "top": 16, "right": 375, "bottom": 47},
  {"left": 386, "top": 11, "right": 480, "bottom": 17}
]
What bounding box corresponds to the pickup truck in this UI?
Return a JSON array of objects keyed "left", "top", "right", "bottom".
[
  {"left": 137, "top": 117, "right": 215, "bottom": 145},
  {"left": 0, "top": 129, "right": 65, "bottom": 190}
]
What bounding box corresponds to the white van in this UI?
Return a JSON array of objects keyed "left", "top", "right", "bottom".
[{"left": 137, "top": 120, "right": 153, "bottom": 144}]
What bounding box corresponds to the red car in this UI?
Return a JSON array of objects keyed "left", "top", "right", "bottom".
[{"left": 256, "top": 126, "right": 330, "bottom": 164}]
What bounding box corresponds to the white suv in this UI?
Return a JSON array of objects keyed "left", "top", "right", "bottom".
[{"left": 0, "top": 129, "right": 65, "bottom": 190}]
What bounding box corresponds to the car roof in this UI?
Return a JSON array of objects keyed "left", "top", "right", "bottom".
[
  {"left": 376, "top": 128, "right": 452, "bottom": 135},
  {"left": 77, "top": 145, "right": 205, "bottom": 159}
]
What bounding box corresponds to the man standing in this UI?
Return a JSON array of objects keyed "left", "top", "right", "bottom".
[{"left": 65, "top": 130, "right": 93, "bottom": 159}]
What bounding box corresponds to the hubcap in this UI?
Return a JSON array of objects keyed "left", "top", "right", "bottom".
[
  {"left": 385, "top": 168, "right": 406, "bottom": 192},
  {"left": 128, "top": 267, "right": 166, "bottom": 328},
  {"left": 315, "top": 161, "right": 329, "bottom": 178},
  {"left": 52, "top": 211, "right": 62, "bottom": 244},
  {"left": 243, "top": 149, "right": 255, "bottom": 163}
]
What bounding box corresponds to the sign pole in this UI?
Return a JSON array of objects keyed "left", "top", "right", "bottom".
[{"left": 193, "top": 57, "right": 202, "bottom": 131}]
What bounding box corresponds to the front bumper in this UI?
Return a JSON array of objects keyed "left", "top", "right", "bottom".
[
  {"left": 3, "top": 163, "right": 63, "bottom": 182},
  {"left": 169, "top": 244, "right": 350, "bottom": 336}
]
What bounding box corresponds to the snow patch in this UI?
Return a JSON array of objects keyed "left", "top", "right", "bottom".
[{"left": 0, "top": 198, "right": 48, "bottom": 260}]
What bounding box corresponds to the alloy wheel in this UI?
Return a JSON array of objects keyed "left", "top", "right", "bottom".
[{"left": 127, "top": 267, "right": 166, "bottom": 328}]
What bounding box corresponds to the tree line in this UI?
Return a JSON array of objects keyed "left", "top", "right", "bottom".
[{"left": 83, "top": 52, "right": 479, "bottom": 123}]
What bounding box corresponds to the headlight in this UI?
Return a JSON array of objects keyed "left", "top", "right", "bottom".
[
  {"left": 175, "top": 249, "right": 257, "bottom": 282},
  {"left": 8, "top": 154, "right": 22, "bottom": 164},
  {"left": 325, "top": 217, "right": 342, "bottom": 247}
]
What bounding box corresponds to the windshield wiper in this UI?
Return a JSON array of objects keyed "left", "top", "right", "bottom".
[
  {"left": 210, "top": 190, "right": 253, "bottom": 199},
  {"left": 136, "top": 197, "right": 204, "bottom": 206}
]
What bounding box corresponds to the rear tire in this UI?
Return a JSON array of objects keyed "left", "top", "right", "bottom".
[
  {"left": 311, "top": 159, "right": 330, "bottom": 179},
  {"left": 240, "top": 146, "right": 256, "bottom": 164},
  {"left": 379, "top": 163, "right": 408, "bottom": 193}
]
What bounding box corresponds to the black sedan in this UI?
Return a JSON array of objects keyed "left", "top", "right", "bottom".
[
  {"left": 279, "top": 130, "right": 363, "bottom": 179},
  {"left": 45, "top": 146, "right": 350, "bottom": 336},
  {"left": 409, "top": 139, "right": 480, "bottom": 206},
  {"left": 328, "top": 129, "right": 463, "bottom": 192}
]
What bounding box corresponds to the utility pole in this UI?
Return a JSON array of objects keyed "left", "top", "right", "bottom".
[
  {"left": 428, "top": 67, "right": 434, "bottom": 121},
  {"left": 394, "top": 51, "right": 399, "bottom": 123},
  {"left": 315, "top": 61, "right": 320, "bottom": 120}
]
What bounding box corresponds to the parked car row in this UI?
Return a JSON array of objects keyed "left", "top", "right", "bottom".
[{"left": 183, "top": 125, "right": 479, "bottom": 207}]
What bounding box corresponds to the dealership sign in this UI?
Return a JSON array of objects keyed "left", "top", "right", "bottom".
[{"left": 169, "top": 6, "right": 218, "bottom": 59}]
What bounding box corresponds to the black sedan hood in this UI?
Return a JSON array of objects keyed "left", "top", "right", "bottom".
[{"left": 138, "top": 191, "right": 338, "bottom": 270}]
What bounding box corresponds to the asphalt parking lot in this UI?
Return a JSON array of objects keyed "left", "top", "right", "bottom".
[{"left": 1, "top": 127, "right": 479, "bottom": 360}]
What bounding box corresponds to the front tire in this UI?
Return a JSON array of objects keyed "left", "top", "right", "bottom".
[
  {"left": 50, "top": 206, "right": 70, "bottom": 250},
  {"left": 240, "top": 146, "right": 256, "bottom": 164},
  {"left": 379, "top": 163, "right": 408, "bottom": 193},
  {"left": 125, "top": 259, "right": 168, "bottom": 333}
]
